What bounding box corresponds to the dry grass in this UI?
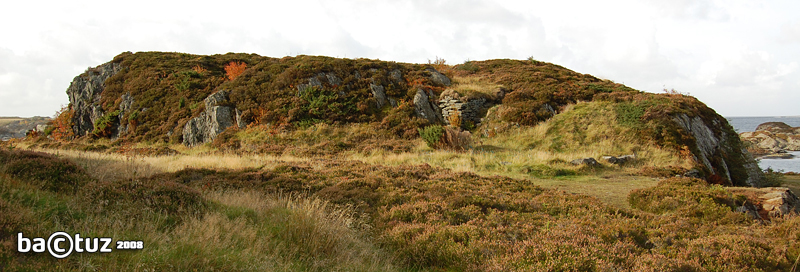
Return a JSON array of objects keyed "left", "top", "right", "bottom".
[
  {"left": 450, "top": 75, "right": 505, "bottom": 99},
  {"left": 28, "top": 148, "right": 310, "bottom": 181}
]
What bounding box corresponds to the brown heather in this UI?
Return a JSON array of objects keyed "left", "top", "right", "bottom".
[{"left": 0, "top": 146, "right": 798, "bottom": 271}]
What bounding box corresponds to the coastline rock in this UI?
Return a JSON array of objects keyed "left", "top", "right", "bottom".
[
  {"left": 739, "top": 122, "right": 800, "bottom": 156},
  {"left": 673, "top": 114, "right": 764, "bottom": 187}
]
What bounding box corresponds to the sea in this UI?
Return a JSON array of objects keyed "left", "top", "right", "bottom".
[{"left": 726, "top": 116, "right": 800, "bottom": 173}]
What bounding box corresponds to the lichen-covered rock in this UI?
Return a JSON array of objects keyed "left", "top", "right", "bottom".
[
  {"left": 67, "top": 61, "right": 123, "bottom": 136},
  {"left": 182, "top": 90, "right": 241, "bottom": 146},
  {"left": 370, "top": 83, "right": 388, "bottom": 109}
]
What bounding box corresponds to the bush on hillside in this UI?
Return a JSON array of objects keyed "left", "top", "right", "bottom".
[{"left": 0, "top": 149, "right": 90, "bottom": 194}]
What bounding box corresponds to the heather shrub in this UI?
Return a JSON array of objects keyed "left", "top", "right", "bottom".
[
  {"left": 83, "top": 177, "right": 206, "bottom": 220},
  {"left": 628, "top": 177, "right": 747, "bottom": 223},
  {"left": 0, "top": 149, "right": 89, "bottom": 193}
]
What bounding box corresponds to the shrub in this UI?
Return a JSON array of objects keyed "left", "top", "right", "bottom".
[
  {"left": 83, "top": 177, "right": 206, "bottom": 219},
  {"left": 224, "top": 61, "right": 247, "bottom": 81},
  {"left": 0, "top": 149, "right": 90, "bottom": 193},
  {"left": 91, "top": 110, "right": 121, "bottom": 137},
  {"left": 48, "top": 105, "right": 74, "bottom": 141},
  {"left": 419, "top": 125, "right": 444, "bottom": 148},
  {"left": 762, "top": 167, "right": 784, "bottom": 187}
]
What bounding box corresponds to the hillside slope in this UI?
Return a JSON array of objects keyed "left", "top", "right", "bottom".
[{"left": 55, "top": 52, "right": 762, "bottom": 186}]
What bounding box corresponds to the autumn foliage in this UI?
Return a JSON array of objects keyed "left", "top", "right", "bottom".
[
  {"left": 49, "top": 105, "right": 74, "bottom": 141},
  {"left": 224, "top": 61, "right": 247, "bottom": 81}
]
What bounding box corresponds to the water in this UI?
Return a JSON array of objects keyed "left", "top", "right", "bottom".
[
  {"left": 726, "top": 116, "right": 800, "bottom": 173},
  {"left": 759, "top": 151, "right": 800, "bottom": 173},
  {"left": 726, "top": 116, "right": 800, "bottom": 133}
]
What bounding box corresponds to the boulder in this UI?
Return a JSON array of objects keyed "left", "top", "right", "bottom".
[
  {"left": 427, "top": 68, "right": 451, "bottom": 86},
  {"left": 759, "top": 188, "right": 800, "bottom": 217},
  {"left": 602, "top": 154, "right": 635, "bottom": 165},
  {"left": 413, "top": 88, "right": 443, "bottom": 123},
  {"left": 571, "top": 157, "right": 599, "bottom": 167}
]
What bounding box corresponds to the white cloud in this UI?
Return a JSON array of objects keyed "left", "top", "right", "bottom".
[{"left": 0, "top": 0, "right": 799, "bottom": 116}]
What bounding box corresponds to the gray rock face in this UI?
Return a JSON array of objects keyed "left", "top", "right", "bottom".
[
  {"left": 427, "top": 68, "right": 451, "bottom": 86},
  {"left": 673, "top": 114, "right": 764, "bottom": 187},
  {"left": 114, "top": 93, "right": 135, "bottom": 138},
  {"left": 182, "top": 90, "right": 241, "bottom": 146},
  {"left": 67, "top": 61, "right": 123, "bottom": 137},
  {"left": 370, "top": 83, "right": 388, "bottom": 109},
  {"left": 413, "top": 88, "right": 443, "bottom": 123}
]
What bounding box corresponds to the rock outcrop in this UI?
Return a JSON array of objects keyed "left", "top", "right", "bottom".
[
  {"left": 182, "top": 90, "right": 243, "bottom": 146},
  {"left": 673, "top": 114, "right": 764, "bottom": 187},
  {"left": 427, "top": 68, "right": 451, "bottom": 86},
  {"left": 66, "top": 62, "right": 123, "bottom": 136},
  {"left": 729, "top": 187, "right": 800, "bottom": 219},
  {"left": 413, "top": 88, "right": 444, "bottom": 123},
  {"left": 739, "top": 122, "right": 800, "bottom": 155}
]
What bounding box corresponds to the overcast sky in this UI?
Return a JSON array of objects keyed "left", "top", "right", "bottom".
[{"left": 1, "top": 0, "right": 798, "bottom": 117}]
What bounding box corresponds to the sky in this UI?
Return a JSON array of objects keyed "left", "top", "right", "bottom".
[{"left": 1, "top": 0, "right": 798, "bottom": 117}]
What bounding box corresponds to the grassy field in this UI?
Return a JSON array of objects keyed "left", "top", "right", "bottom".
[
  {"left": 2, "top": 146, "right": 799, "bottom": 271},
  {"left": 785, "top": 174, "right": 800, "bottom": 196}
]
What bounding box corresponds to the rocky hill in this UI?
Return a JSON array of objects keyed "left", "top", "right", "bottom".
[
  {"left": 56, "top": 52, "right": 764, "bottom": 187},
  {"left": 739, "top": 122, "right": 800, "bottom": 157}
]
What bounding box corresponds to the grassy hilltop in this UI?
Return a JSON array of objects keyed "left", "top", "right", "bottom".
[{"left": 1, "top": 52, "right": 798, "bottom": 271}]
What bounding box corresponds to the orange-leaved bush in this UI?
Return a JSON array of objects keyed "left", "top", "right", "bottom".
[
  {"left": 224, "top": 61, "right": 247, "bottom": 81},
  {"left": 49, "top": 105, "right": 74, "bottom": 141}
]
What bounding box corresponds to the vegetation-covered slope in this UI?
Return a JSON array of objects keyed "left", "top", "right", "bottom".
[{"left": 51, "top": 52, "right": 761, "bottom": 186}]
